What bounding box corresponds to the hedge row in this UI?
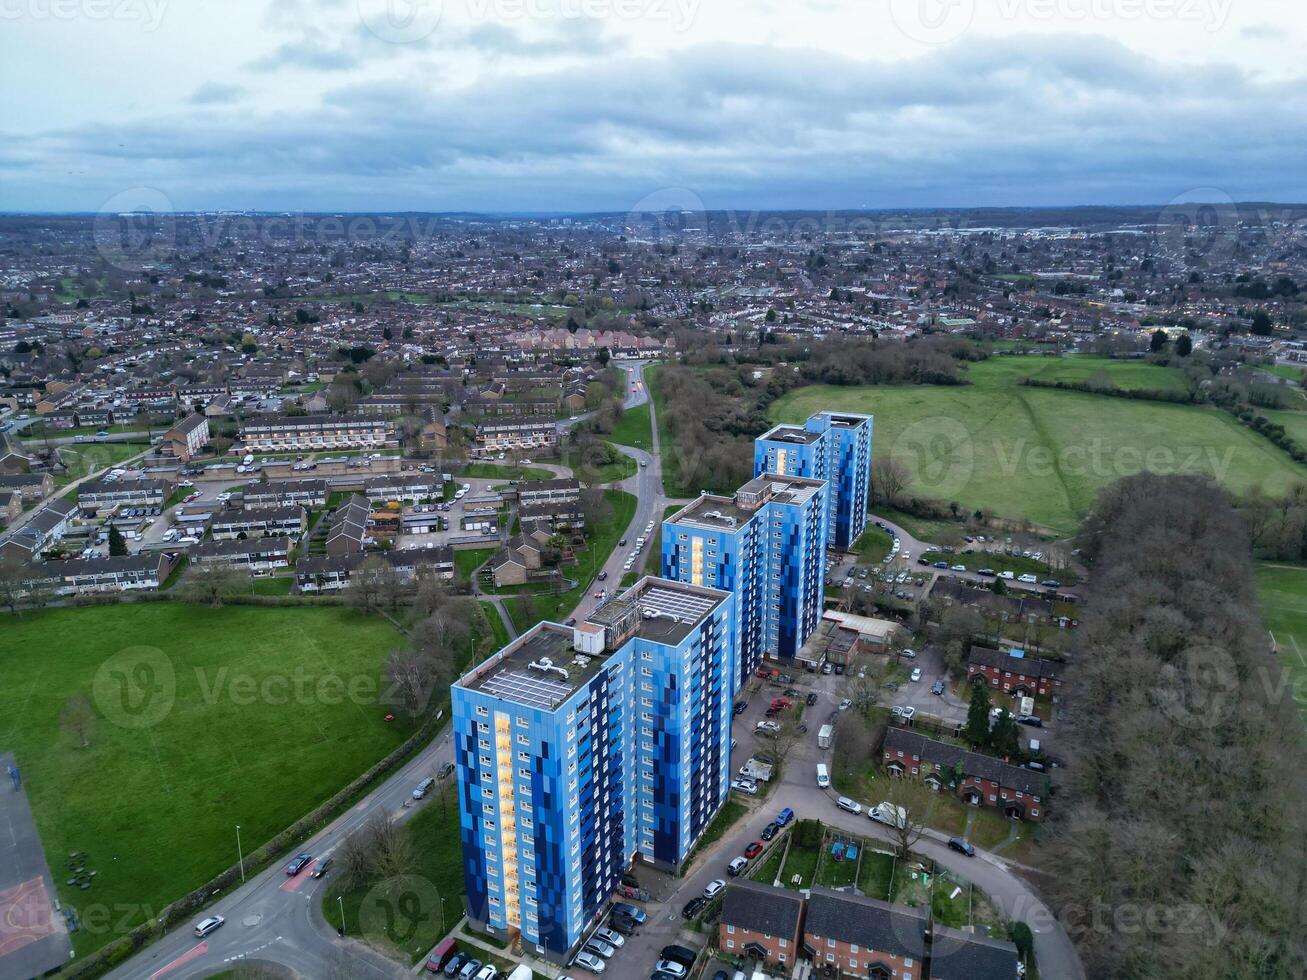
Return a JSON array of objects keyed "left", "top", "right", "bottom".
[{"left": 1018, "top": 377, "right": 1198, "bottom": 403}]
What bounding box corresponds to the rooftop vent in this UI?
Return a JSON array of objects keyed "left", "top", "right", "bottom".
[{"left": 528, "top": 657, "right": 569, "bottom": 681}]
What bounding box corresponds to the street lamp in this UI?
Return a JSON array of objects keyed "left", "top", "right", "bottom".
[
  {"left": 338, "top": 895, "right": 346, "bottom": 936},
  {"left": 236, "top": 825, "right": 245, "bottom": 882}
]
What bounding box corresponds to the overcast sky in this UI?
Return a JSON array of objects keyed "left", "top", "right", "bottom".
[{"left": 2, "top": 0, "right": 1304, "bottom": 213}]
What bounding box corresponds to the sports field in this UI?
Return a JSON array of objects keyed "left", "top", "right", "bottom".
[
  {"left": 1255, "top": 562, "right": 1307, "bottom": 729},
  {"left": 771, "top": 356, "right": 1307, "bottom": 533},
  {"left": 0, "top": 604, "right": 411, "bottom": 955}
]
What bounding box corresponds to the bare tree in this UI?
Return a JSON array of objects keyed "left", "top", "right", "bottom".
[
  {"left": 59, "top": 694, "right": 98, "bottom": 748},
  {"left": 343, "top": 556, "right": 397, "bottom": 614},
  {"left": 878, "top": 771, "right": 936, "bottom": 860},
  {"left": 0, "top": 558, "right": 27, "bottom": 614},
  {"left": 384, "top": 648, "right": 441, "bottom": 719},
  {"left": 181, "top": 563, "right": 246, "bottom": 608},
  {"left": 870, "top": 456, "right": 911, "bottom": 508}
]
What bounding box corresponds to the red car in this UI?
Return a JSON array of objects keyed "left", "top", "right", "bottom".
[{"left": 744, "top": 841, "right": 763, "bottom": 859}]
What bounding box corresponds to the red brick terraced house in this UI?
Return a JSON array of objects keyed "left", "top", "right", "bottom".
[
  {"left": 966, "top": 645, "right": 1063, "bottom": 699},
  {"left": 718, "top": 879, "right": 804, "bottom": 968},
  {"left": 804, "top": 886, "right": 927, "bottom": 980},
  {"left": 882, "top": 728, "right": 1051, "bottom": 822}
]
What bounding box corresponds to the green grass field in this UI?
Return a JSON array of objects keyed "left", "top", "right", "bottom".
[
  {"left": 0, "top": 604, "right": 411, "bottom": 955},
  {"left": 772, "top": 356, "right": 1307, "bottom": 534},
  {"left": 610, "top": 401, "right": 653, "bottom": 451},
  {"left": 460, "top": 463, "right": 555, "bottom": 481},
  {"left": 1255, "top": 562, "right": 1307, "bottom": 729}
]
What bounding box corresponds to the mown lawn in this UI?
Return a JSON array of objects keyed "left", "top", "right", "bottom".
[
  {"left": 611, "top": 400, "right": 653, "bottom": 451},
  {"left": 0, "top": 604, "right": 411, "bottom": 956},
  {"left": 1255, "top": 561, "right": 1307, "bottom": 729},
  {"left": 773, "top": 356, "right": 1307, "bottom": 534},
  {"left": 460, "top": 463, "right": 555, "bottom": 481}
]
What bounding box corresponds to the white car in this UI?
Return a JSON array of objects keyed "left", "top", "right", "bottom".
[
  {"left": 730, "top": 778, "right": 758, "bottom": 796},
  {"left": 592, "top": 927, "right": 624, "bottom": 948},
  {"left": 1018, "top": 573, "right": 1039, "bottom": 584},
  {"left": 836, "top": 797, "right": 863, "bottom": 814},
  {"left": 998, "top": 570, "right": 1015, "bottom": 580},
  {"left": 838, "top": 699, "right": 852, "bottom": 711},
  {"left": 654, "top": 962, "right": 687, "bottom": 979},
  {"left": 582, "top": 938, "right": 616, "bottom": 959},
  {"left": 900, "top": 648, "right": 916, "bottom": 659},
  {"left": 910, "top": 668, "right": 922, "bottom": 682},
  {"left": 703, "top": 879, "right": 726, "bottom": 899}
]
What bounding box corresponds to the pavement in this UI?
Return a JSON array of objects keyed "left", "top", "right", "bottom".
[{"left": 0, "top": 752, "right": 72, "bottom": 980}]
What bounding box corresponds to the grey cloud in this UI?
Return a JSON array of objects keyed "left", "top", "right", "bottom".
[
  {"left": 4, "top": 35, "right": 1305, "bottom": 212},
  {"left": 187, "top": 82, "right": 247, "bottom": 105}
]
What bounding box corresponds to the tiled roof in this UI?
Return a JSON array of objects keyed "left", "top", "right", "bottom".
[
  {"left": 804, "top": 887, "right": 926, "bottom": 959},
  {"left": 720, "top": 880, "right": 804, "bottom": 938}
]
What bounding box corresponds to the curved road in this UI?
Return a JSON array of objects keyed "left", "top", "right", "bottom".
[{"left": 102, "top": 360, "right": 1081, "bottom": 980}]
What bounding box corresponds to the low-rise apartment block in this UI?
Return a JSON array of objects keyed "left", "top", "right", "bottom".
[
  {"left": 239, "top": 414, "right": 393, "bottom": 452},
  {"left": 883, "top": 728, "right": 1050, "bottom": 821},
  {"left": 210, "top": 505, "right": 307, "bottom": 541}
]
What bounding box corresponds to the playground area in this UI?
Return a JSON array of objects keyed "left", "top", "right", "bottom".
[{"left": 0, "top": 752, "right": 72, "bottom": 979}]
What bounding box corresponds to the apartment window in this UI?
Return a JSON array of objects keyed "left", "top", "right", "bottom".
[{"left": 726, "top": 925, "right": 735, "bottom": 934}]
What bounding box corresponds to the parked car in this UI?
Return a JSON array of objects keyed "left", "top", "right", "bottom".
[
  {"left": 703, "top": 879, "right": 726, "bottom": 899},
  {"left": 660, "top": 945, "right": 698, "bottom": 968},
  {"left": 891, "top": 705, "right": 916, "bottom": 721},
  {"left": 836, "top": 797, "right": 863, "bottom": 814},
  {"left": 733, "top": 700, "right": 748, "bottom": 715},
  {"left": 653, "top": 961, "right": 687, "bottom": 978},
  {"left": 571, "top": 951, "right": 605, "bottom": 973},
  {"left": 413, "top": 777, "right": 435, "bottom": 799},
  {"left": 1018, "top": 573, "right": 1039, "bottom": 584},
  {"left": 613, "top": 902, "right": 646, "bottom": 923},
  {"left": 760, "top": 821, "right": 779, "bottom": 841},
  {"left": 681, "top": 896, "right": 709, "bottom": 919},
  {"left": 776, "top": 807, "right": 795, "bottom": 826},
  {"left": 744, "top": 841, "right": 763, "bottom": 859},
  {"left": 806, "top": 692, "right": 818, "bottom": 706},
  {"left": 838, "top": 699, "right": 852, "bottom": 711},
  {"left": 730, "top": 778, "right": 758, "bottom": 796},
  {"left": 910, "top": 668, "right": 922, "bottom": 682},
  {"left": 193, "top": 915, "right": 224, "bottom": 937},
  {"left": 931, "top": 679, "right": 946, "bottom": 696},
  {"left": 284, "top": 853, "right": 313, "bottom": 876},
  {"left": 593, "top": 927, "right": 625, "bottom": 948},
  {"left": 947, "top": 837, "right": 976, "bottom": 856},
  {"left": 1016, "top": 714, "right": 1044, "bottom": 728},
  {"left": 583, "top": 938, "right": 616, "bottom": 959}
]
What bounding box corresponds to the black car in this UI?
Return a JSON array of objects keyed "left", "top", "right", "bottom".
[
  {"left": 917, "top": 557, "right": 929, "bottom": 565},
  {"left": 933, "top": 560, "right": 949, "bottom": 569},
  {"left": 310, "top": 856, "right": 333, "bottom": 878},
  {"left": 284, "top": 853, "right": 313, "bottom": 876},
  {"left": 1016, "top": 714, "right": 1044, "bottom": 728},
  {"left": 712, "top": 972, "right": 730, "bottom": 980},
  {"left": 661, "top": 945, "right": 697, "bottom": 967},
  {"left": 947, "top": 837, "right": 976, "bottom": 856},
  {"left": 609, "top": 913, "right": 636, "bottom": 935},
  {"left": 681, "top": 896, "right": 709, "bottom": 919},
  {"left": 760, "top": 821, "right": 779, "bottom": 841},
  {"left": 833, "top": 664, "right": 845, "bottom": 675},
  {"left": 732, "top": 701, "right": 748, "bottom": 715},
  {"left": 931, "top": 679, "right": 946, "bottom": 696},
  {"left": 1041, "top": 579, "right": 1060, "bottom": 588},
  {"left": 597, "top": 570, "right": 608, "bottom": 581},
  {"left": 621, "top": 872, "right": 640, "bottom": 889},
  {"left": 442, "top": 952, "right": 468, "bottom": 978},
  {"left": 806, "top": 692, "right": 818, "bottom": 706}
]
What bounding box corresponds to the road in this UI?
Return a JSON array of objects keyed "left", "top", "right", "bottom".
[{"left": 101, "top": 360, "right": 1081, "bottom": 980}]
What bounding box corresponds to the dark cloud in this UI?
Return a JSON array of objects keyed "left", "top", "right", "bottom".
[{"left": 4, "top": 34, "right": 1305, "bottom": 212}]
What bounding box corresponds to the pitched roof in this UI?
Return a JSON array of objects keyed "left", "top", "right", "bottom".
[
  {"left": 720, "top": 880, "right": 804, "bottom": 938},
  {"left": 967, "top": 645, "right": 1062, "bottom": 680},
  {"left": 883, "top": 728, "right": 1050, "bottom": 797},
  {"left": 928, "top": 925, "right": 1020, "bottom": 980},
  {"left": 804, "top": 886, "right": 926, "bottom": 959}
]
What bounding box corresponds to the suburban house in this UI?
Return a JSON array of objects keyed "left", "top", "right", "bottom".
[
  {"left": 966, "top": 646, "right": 1064, "bottom": 699},
  {"left": 518, "top": 501, "right": 585, "bottom": 530},
  {"left": 804, "top": 887, "right": 927, "bottom": 980},
  {"left": 295, "top": 546, "right": 453, "bottom": 592},
  {"left": 162, "top": 412, "right": 211, "bottom": 461},
  {"left": 0, "top": 472, "right": 53, "bottom": 503},
  {"left": 210, "top": 505, "right": 307, "bottom": 541},
  {"left": 1, "top": 491, "right": 20, "bottom": 527},
  {"left": 191, "top": 537, "right": 293, "bottom": 573},
  {"left": 718, "top": 880, "right": 805, "bottom": 968},
  {"left": 242, "top": 479, "right": 328, "bottom": 508},
  {"left": 238, "top": 414, "right": 393, "bottom": 453},
  {"left": 1, "top": 498, "right": 76, "bottom": 561},
  {"left": 882, "top": 728, "right": 1051, "bottom": 822},
  {"left": 362, "top": 477, "right": 443, "bottom": 505},
  {"left": 928, "top": 924, "right": 1021, "bottom": 980},
  {"left": 48, "top": 552, "right": 177, "bottom": 594},
  {"left": 326, "top": 495, "right": 371, "bottom": 555},
  {"left": 515, "top": 478, "right": 581, "bottom": 507},
  {"left": 77, "top": 478, "right": 169, "bottom": 511},
  {"left": 472, "top": 417, "right": 557, "bottom": 456}
]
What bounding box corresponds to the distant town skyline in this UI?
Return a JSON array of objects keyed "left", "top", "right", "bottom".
[{"left": 3, "top": 0, "right": 1304, "bottom": 212}]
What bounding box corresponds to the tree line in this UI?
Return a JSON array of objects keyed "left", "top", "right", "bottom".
[{"left": 1047, "top": 473, "right": 1307, "bottom": 978}]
